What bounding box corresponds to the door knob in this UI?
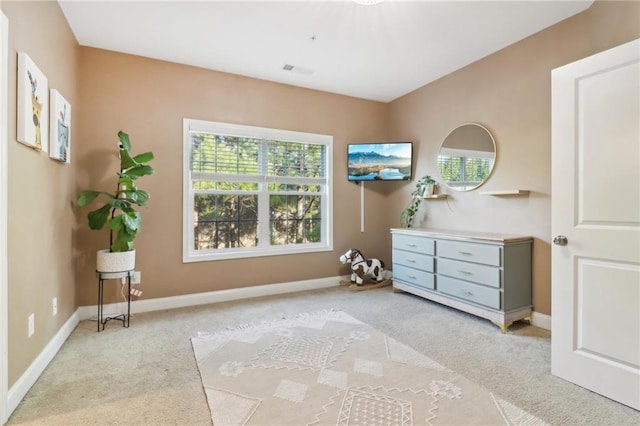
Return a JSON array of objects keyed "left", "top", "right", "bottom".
[{"left": 553, "top": 235, "right": 568, "bottom": 246}]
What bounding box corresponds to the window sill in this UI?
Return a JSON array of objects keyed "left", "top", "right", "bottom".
[{"left": 183, "top": 244, "right": 333, "bottom": 263}]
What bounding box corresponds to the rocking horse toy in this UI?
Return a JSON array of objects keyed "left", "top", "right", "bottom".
[{"left": 339, "top": 248, "right": 390, "bottom": 289}]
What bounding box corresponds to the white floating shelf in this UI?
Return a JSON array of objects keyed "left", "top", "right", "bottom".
[
  {"left": 423, "top": 194, "right": 449, "bottom": 199},
  {"left": 480, "top": 190, "right": 530, "bottom": 196}
]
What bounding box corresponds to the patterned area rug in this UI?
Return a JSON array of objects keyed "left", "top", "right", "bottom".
[{"left": 191, "top": 310, "right": 548, "bottom": 425}]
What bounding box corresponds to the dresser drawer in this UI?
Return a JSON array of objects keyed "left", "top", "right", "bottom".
[
  {"left": 392, "top": 264, "right": 435, "bottom": 290},
  {"left": 437, "top": 240, "right": 501, "bottom": 266},
  {"left": 392, "top": 234, "right": 435, "bottom": 255},
  {"left": 437, "top": 276, "right": 501, "bottom": 309},
  {"left": 393, "top": 249, "right": 434, "bottom": 272},
  {"left": 437, "top": 258, "right": 501, "bottom": 288}
]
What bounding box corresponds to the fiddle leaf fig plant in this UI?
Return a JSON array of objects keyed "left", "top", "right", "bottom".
[
  {"left": 77, "top": 131, "right": 155, "bottom": 252},
  {"left": 400, "top": 175, "right": 436, "bottom": 228}
]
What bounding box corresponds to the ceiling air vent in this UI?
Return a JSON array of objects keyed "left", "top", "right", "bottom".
[{"left": 281, "top": 64, "right": 315, "bottom": 75}]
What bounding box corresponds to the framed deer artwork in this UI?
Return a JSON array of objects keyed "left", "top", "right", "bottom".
[{"left": 17, "top": 52, "right": 48, "bottom": 152}]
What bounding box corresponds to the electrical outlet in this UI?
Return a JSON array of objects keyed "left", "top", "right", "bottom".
[
  {"left": 28, "top": 313, "right": 35, "bottom": 337},
  {"left": 121, "top": 271, "right": 141, "bottom": 285},
  {"left": 52, "top": 297, "right": 58, "bottom": 316}
]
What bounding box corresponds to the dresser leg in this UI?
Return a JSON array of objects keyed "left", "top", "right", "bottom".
[
  {"left": 523, "top": 316, "right": 532, "bottom": 325},
  {"left": 392, "top": 285, "right": 405, "bottom": 293},
  {"left": 491, "top": 321, "right": 512, "bottom": 334}
]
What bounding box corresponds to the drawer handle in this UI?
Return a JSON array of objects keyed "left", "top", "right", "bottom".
[
  {"left": 463, "top": 290, "right": 474, "bottom": 296},
  {"left": 407, "top": 275, "right": 417, "bottom": 279},
  {"left": 458, "top": 270, "right": 473, "bottom": 275},
  {"left": 406, "top": 244, "right": 418, "bottom": 248},
  {"left": 407, "top": 259, "right": 417, "bottom": 263},
  {"left": 458, "top": 251, "right": 473, "bottom": 255}
]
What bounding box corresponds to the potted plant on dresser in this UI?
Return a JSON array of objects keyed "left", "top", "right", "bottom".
[{"left": 77, "top": 131, "right": 155, "bottom": 272}]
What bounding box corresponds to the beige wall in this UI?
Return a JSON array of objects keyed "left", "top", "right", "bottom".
[
  {"left": 74, "top": 48, "right": 390, "bottom": 306},
  {"left": 2, "top": 1, "right": 78, "bottom": 386},
  {"left": 387, "top": 0, "right": 640, "bottom": 315}
]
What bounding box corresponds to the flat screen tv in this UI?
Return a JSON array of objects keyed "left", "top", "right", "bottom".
[{"left": 348, "top": 142, "right": 413, "bottom": 181}]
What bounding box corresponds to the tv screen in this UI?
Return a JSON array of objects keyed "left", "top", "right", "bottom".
[{"left": 348, "top": 142, "right": 413, "bottom": 181}]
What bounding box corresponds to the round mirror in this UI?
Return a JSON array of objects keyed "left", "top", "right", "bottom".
[{"left": 437, "top": 123, "right": 496, "bottom": 191}]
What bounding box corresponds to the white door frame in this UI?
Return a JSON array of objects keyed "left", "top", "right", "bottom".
[{"left": 0, "top": 8, "right": 8, "bottom": 425}]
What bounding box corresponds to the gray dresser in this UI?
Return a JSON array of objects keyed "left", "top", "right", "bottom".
[{"left": 390, "top": 228, "right": 533, "bottom": 333}]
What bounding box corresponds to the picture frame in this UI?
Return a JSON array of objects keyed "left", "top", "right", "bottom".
[
  {"left": 49, "top": 89, "right": 71, "bottom": 163},
  {"left": 17, "top": 52, "right": 48, "bottom": 152}
]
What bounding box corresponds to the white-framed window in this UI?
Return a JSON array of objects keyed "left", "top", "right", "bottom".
[
  {"left": 437, "top": 148, "right": 494, "bottom": 191},
  {"left": 183, "top": 119, "right": 333, "bottom": 262}
]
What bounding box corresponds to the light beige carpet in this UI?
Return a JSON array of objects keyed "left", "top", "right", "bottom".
[{"left": 191, "top": 309, "right": 547, "bottom": 426}]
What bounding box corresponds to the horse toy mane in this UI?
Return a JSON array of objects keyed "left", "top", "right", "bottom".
[{"left": 339, "top": 248, "right": 386, "bottom": 285}]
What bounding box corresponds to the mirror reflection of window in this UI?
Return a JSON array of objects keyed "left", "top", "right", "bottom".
[{"left": 437, "top": 123, "right": 496, "bottom": 191}]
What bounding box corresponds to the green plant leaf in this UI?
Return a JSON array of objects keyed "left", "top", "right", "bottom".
[
  {"left": 134, "top": 190, "right": 150, "bottom": 206},
  {"left": 133, "top": 152, "right": 154, "bottom": 163},
  {"left": 120, "top": 190, "right": 149, "bottom": 206},
  {"left": 108, "top": 214, "right": 123, "bottom": 231},
  {"left": 118, "top": 130, "right": 131, "bottom": 152},
  {"left": 124, "top": 165, "right": 154, "bottom": 179},
  {"left": 87, "top": 204, "right": 112, "bottom": 230},
  {"left": 112, "top": 227, "right": 135, "bottom": 252},
  {"left": 120, "top": 191, "right": 138, "bottom": 203},
  {"left": 109, "top": 198, "right": 132, "bottom": 210},
  {"left": 121, "top": 211, "right": 140, "bottom": 232},
  {"left": 120, "top": 148, "right": 139, "bottom": 170},
  {"left": 77, "top": 190, "right": 114, "bottom": 207}
]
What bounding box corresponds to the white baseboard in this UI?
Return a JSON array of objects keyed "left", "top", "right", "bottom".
[
  {"left": 78, "top": 276, "right": 342, "bottom": 320},
  {"left": 531, "top": 311, "right": 551, "bottom": 331},
  {"left": 75, "top": 278, "right": 552, "bottom": 331},
  {"left": 7, "top": 311, "right": 79, "bottom": 418}
]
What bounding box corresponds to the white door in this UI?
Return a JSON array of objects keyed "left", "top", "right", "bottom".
[{"left": 551, "top": 38, "right": 640, "bottom": 410}]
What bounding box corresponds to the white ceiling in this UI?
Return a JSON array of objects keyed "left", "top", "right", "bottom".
[{"left": 58, "top": 0, "right": 594, "bottom": 102}]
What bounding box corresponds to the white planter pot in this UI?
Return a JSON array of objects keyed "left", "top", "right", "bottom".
[{"left": 96, "top": 249, "right": 136, "bottom": 273}]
